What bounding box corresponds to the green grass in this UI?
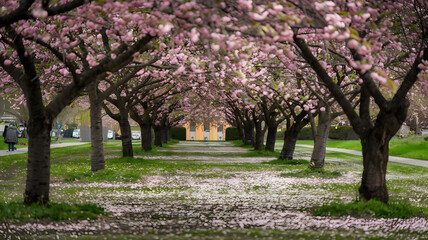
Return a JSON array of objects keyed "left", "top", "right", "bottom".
[
  {"left": 281, "top": 168, "right": 343, "bottom": 178},
  {"left": 297, "top": 136, "right": 428, "bottom": 160},
  {"left": 263, "top": 159, "right": 310, "bottom": 165},
  {"left": 0, "top": 137, "right": 28, "bottom": 150},
  {"left": 312, "top": 199, "right": 428, "bottom": 219},
  {"left": 64, "top": 168, "right": 142, "bottom": 182},
  {"left": 0, "top": 201, "right": 106, "bottom": 220}
]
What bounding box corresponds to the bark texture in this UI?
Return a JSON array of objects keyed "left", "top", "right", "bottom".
[
  {"left": 119, "top": 110, "right": 133, "bottom": 157},
  {"left": 280, "top": 118, "right": 309, "bottom": 160},
  {"left": 265, "top": 126, "right": 277, "bottom": 152},
  {"left": 254, "top": 119, "right": 266, "bottom": 150},
  {"left": 88, "top": 82, "right": 105, "bottom": 171},
  {"left": 310, "top": 108, "right": 331, "bottom": 169},
  {"left": 154, "top": 126, "right": 162, "bottom": 147},
  {"left": 24, "top": 118, "right": 52, "bottom": 205},
  {"left": 140, "top": 123, "right": 152, "bottom": 151}
]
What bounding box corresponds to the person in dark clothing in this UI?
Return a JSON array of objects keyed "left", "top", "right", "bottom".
[
  {"left": 2, "top": 125, "right": 8, "bottom": 143},
  {"left": 4, "top": 124, "right": 19, "bottom": 151}
]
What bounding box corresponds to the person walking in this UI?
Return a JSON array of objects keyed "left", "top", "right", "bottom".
[
  {"left": 4, "top": 124, "right": 19, "bottom": 151},
  {"left": 2, "top": 125, "right": 8, "bottom": 141}
]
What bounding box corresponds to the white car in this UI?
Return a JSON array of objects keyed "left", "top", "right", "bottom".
[
  {"left": 107, "top": 130, "right": 114, "bottom": 139},
  {"left": 131, "top": 131, "right": 141, "bottom": 140},
  {"left": 72, "top": 129, "right": 80, "bottom": 138}
]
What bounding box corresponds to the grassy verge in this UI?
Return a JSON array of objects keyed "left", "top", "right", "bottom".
[
  {"left": 0, "top": 202, "right": 106, "bottom": 220},
  {"left": 296, "top": 136, "right": 428, "bottom": 160},
  {"left": 312, "top": 199, "right": 428, "bottom": 219},
  {"left": 281, "top": 168, "right": 342, "bottom": 178},
  {"left": 0, "top": 137, "right": 28, "bottom": 150}
]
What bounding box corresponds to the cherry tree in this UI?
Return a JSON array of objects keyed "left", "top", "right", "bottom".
[{"left": 0, "top": 0, "right": 170, "bottom": 204}]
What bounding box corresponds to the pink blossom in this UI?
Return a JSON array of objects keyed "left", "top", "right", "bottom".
[
  {"left": 66, "top": 53, "right": 76, "bottom": 60},
  {"left": 347, "top": 39, "right": 359, "bottom": 49},
  {"left": 249, "top": 11, "right": 268, "bottom": 21},
  {"left": 59, "top": 69, "right": 69, "bottom": 76},
  {"left": 174, "top": 66, "right": 186, "bottom": 75},
  {"left": 190, "top": 28, "right": 200, "bottom": 43},
  {"left": 320, "top": 107, "right": 326, "bottom": 112},
  {"left": 4, "top": 59, "right": 12, "bottom": 66},
  {"left": 158, "top": 23, "right": 173, "bottom": 35},
  {"left": 238, "top": 0, "right": 253, "bottom": 11},
  {"left": 32, "top": 8, "right": 48, "bottom": 18}
]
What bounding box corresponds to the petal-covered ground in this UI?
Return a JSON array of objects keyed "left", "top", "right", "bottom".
[{"left": 0, "top": 141, "right": 427, "bottom": 239}]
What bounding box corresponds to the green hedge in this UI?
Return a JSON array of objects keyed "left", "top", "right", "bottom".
[
  {"left": 329, "top": 126, "right": 358, "bottom": 140},
  {"left": 276, "top": 129, "right": 285, "bottom": 140},
  {"left": 297, "top": 126, "right": 314, "bottom": 140},
  {"left": 226, "top": 127, "right": 240, "bottom": 141},
  {"left": 276, "top": 125, "right": 359, "bottom": 140},
  {"left": 171, "top": 126, "right": 186, "bottom": 140}
]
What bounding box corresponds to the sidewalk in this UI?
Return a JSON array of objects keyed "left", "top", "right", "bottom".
[
  {"left": 0, "top": 142, "right": 88, "bottom": 157},
  {"left": 296, "top": 144, "right": 428, "bottom": 168}
]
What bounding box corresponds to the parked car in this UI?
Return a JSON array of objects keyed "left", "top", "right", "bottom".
[
  {"left": 107, "top": 130, "right": 120, "bottom": 139},
  {"left": 132, "top": 131, "right": 141, "bottom": 140},
  {"left": 72, "top": 129, "right": 80, "bottom": 138}
]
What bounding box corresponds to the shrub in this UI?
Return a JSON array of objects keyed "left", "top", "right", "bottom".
[
  {"left": 329, "top": 126, "right": 358, "bottom": 140},
  {"left": 171, "top": 126, "right": 186, "bottom": 140},
  {"left": 225, "top": 127, "right": 240, "bottom": 141},
  {"left": 297, "top": 126, "right": 314, "bottom": 140},
  {"left": 276, "top": 129, "right": 285, "bottom": 140}
]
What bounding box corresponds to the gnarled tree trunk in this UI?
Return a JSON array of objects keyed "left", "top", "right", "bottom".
[
  {"left": 254, "top": 120, "right": 266, "bottom": 150},
  {"left": 88, "top": 82, "right": 105, "bottom": 171},
  {"left": 265, "top": 126, "right": 278, "bottom": 152},
  {"left": 280, "top": 128, "right": 299, "bottom": 160},
  {"left": 280, "top": 118, "right": 309, "bottom": 160},
  {"left": 310, "top": 109, "right": 331, "bottom": 169},
  {"left": 359, "top": 109, "right": 404, "bottom": 203},
  {"left": 161, "top": 124, "right": 168, "bottom": 144},
  {"left": 24, "top": 117, "right": 52, "bottom": 205},
  {"left": 119, "top": 111, "right": 133, "bottom": 157},
  {"left": 243, "top": 121, "right": 255, "bottom": 145},
  {"left": 154, "top": 125, "right": 162, "bottom": 147},
  {"left": 140, "top": 123, "right": 152, "bottom": 151}
]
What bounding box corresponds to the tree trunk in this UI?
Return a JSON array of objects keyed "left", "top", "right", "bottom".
[
  {"left": 359, "top": 131, "right": 389, "bottom": 203},
  {"left": 265, "top": 126, "right": 277, "bottom": 152},
  {"left": 243, "top": 121, "right": 254, "bottom": 145},
  {"left": 140, "top": 123, "right": 152, "bottom": 151},
  {"left": 280, "top": 128, "right": 299, "bottom": 160},
  {"left": 24, "top": 118, "right": 52, "bottom": 205},
  {"left": 88, "top": 83, "right": 105, "bottom": 171},
  {"left": 154, "top": 126, "right": 162, "bottom": 147},
  {"left": 119, "top": 111, "right": 133, "bottom": 157},
  {"left": 161, "top": 125, "right": 168, "bottom": 144},
  {"left": 254, "top": 120, "right": 265, "bottom": 150},
  {"left": 167, "top": 127, "right": 171, "bottom": 142},
  {"left": 358, "top": 109, "right": 404, "bottom": 203},
  {"left": 310, "top": 109, "right": 331, "bottom": 169}
]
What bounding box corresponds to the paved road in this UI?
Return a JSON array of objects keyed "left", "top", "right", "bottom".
[
  {"left": 296, "top": 144, "right": 428, "bottom": 168},
  {"left": 0, "top": 142, "right": 88, "bottom": 157}
]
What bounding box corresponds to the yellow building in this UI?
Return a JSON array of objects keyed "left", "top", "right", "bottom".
[{"left": 184, "top": 122, "right": 230, "bottom": 141}]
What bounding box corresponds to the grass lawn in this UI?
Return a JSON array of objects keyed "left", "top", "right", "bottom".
[
  {"left": 0, "top": 140, "right": 426, "bottom": 239},
  {"left": 296, "top": 135, "right": 428, "bottom": 160},
  {"left": 0, "top": 137, "right": 28, "bottom": 150}
]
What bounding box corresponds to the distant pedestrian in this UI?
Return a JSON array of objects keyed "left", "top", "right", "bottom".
[
  {"left": 4, "top": 124, "right": 19, "bottom": 151},
  {"left": 2, "top": 125, "right": 8, "bottom": 143}
]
